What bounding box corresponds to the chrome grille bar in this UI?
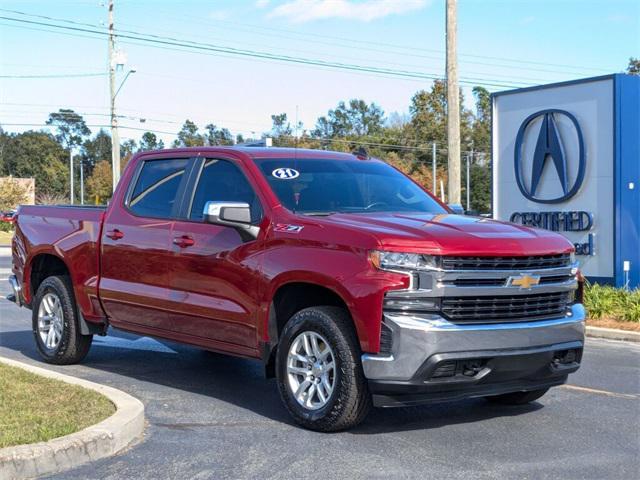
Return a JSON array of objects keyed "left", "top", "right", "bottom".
[{"left": 440, "top": 253, "right": 571, "bottom": 271}]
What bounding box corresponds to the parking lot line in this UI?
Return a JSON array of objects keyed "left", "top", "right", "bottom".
[{"left": 562, "top": 384, "right": 638, "bottom": 400}]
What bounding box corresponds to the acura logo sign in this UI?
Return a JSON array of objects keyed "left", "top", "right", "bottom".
[{"left": 514, "top": 109, "right": 586, "bottom": 204}]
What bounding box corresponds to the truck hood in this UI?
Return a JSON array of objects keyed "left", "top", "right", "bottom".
[{"left": 315, "top": 212, "right": 573, "bottom": 256}]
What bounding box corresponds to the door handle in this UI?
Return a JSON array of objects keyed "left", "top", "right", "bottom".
[
  {"left": 105, "top": 229, "right": 124, "bottom": 240},
  {"left": 173, "top": 235, "right": 195, "bottom": 248}
]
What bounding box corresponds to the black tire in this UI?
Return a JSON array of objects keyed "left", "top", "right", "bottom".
[
  {"left": 276, "top": 306, "right": 371, "bottom": 432},
  {"left": 486, "top": 388, "right": 550, "bottom": 405},
  {"left": 32, "top": 275, "right": 93, "bottom": 365}
]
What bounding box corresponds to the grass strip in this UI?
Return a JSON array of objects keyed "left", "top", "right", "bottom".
[{"left": 0, "top": 363, "right": 115, "bottom": 448}]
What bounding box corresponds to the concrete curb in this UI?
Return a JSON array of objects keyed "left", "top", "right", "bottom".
[
  {"left": 586, "top": 326, "right": 640, "bottom": 343},
  {"left": 0, "top": 357, "right": 145, "bottom": 480}
]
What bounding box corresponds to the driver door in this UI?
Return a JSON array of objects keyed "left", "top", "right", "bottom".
[{"left": 165, "top": 157, "right": 264, "bottom": 353}]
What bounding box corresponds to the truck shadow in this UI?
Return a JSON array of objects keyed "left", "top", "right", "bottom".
[{"left": 0, "top": 328, "right": 543, "bottom": 435}]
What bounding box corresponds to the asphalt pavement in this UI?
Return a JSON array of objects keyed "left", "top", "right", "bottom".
[{"left": 0, "top": 254, "right": 638, "bottom": 479}]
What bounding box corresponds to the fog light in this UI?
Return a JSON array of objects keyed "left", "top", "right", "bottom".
[{"left": 553, "top": 349, "right": 579, "bottom": 365}]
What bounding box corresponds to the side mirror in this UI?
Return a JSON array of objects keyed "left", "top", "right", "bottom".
[
  {"left": 447, "top": 203, "right": 465, "bottom": 215},
  {"left": 203, "top": 201, "right": 259, "bottom": 240}
]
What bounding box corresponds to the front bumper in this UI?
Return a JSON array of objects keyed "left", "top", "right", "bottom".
[{"left": 362, "top": 303, "right": 585, "bottom": 407}]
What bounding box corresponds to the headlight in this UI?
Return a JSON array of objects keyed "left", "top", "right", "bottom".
[{"left": 370, "top": 251, "right": 439, "bottom": 271}]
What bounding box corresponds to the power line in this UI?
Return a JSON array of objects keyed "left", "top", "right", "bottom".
[
  {"left": 0, "top": 7, "right": 602, "bottom": 81},
  {"left": 114, "top": 6, "right": 613, "bottom": 74},
  {"left": 0, "top": 14, "right": 529, "bottom": 89},
  {"left": 0, "top": 72, "right": 107, "bottom": 79}
]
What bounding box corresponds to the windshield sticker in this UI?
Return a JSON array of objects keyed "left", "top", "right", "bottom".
[
  {"left": 272, "top": 167, "right": 300, "bottom": 180},
  {"left": 274, "top": 223, "right": 304, "bottom": 233}
]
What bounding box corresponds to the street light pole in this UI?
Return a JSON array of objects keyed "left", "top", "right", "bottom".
[
  {"left": 446, "top": 0, "right": 461, "bottom": 205},
  {"left": 108, "top": 0, "right": 119, "bottom": 194},
  {"left": 80, "top": 157, "right": 84, "bottom": 205},
  {"left": 466, "top": 152, "right": 470, "bottom": 211},
  {"left": 69, "top": 147, "right": 74, "bottom": 204},
  {"left": 432, "top": 142, "right": 437, "bottom": 194}
]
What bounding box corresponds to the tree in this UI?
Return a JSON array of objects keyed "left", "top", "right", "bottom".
[
  {"left": 407, "top": 80, "right": 473, "bottom": 164},
  {"left": 46, "top": 109, "right": 90, "bottom": 151},
  {"left": 86, "top": 160, "right": 113, "bottom": 204},
  {"left": 466, "top": 164, "right": 491, "bottom": 213},
  {"left": 173, "top": 120, "right": 204, "bottom": 147},
  {"left": 313, "top": 99, "right": 384, "bottom": 138},
  {"left": 627, "top": 57, "right": 640, "bottom": 75},
  {"left": 270, "top": 113, "right": 293, "bottom": 138},
  {"left": 121, "top": 139, "right": 137, "bottom": 173},
  {"left": 471, "top": 86, "right": 491, "bottom": 155},
  {"left": 121, "top": 139, "right": 137, "bottom": 159},
  {"left": 0, "top": 131, "right": 69, "bottom": 196},
  {"left": 0, "top": 177, "right": 28, "bottom": 211},
  {"left": 138, "top": 132, "right": 164, "bottom": 151},
  {"left": 82, "top": 129, "right": 112, "bottom": 175},
  {"left": 269, "top": 113, "right": 304, "bottom": 147},
  {"left": 407, "top": 80, "right": 448, "bottom": 163},
  {"left": 204, "top": 124, "right": 234, "bottom": 146}
]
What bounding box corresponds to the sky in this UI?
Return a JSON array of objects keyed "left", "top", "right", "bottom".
[{"left": 0, "top": 0, "right": 638, "bottom": 148}]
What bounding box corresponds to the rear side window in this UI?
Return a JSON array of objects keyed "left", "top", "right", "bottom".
[
  {"left": 129, "top": 159, "right": 189, "bottom": 218},
  {"left": 189, "top": 159, "right": 262, "bottom": 223}
]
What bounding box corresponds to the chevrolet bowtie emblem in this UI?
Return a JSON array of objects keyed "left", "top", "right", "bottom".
[{"left": 507, "top": 274, "right": 541, "bottom": 289}]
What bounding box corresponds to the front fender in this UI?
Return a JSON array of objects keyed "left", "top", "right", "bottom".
[{"left": 261, "top": 243, "right": 409, "bottom": 353}]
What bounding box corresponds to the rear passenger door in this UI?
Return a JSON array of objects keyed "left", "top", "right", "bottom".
[
  {"left": 100, "top": 157, "right": 192, "bottom": 332},
  {"left": 166, "top": 157, "right": 264, "bottom": 353}
]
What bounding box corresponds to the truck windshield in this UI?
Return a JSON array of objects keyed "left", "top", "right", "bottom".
[{"left": 255, "top": 158, "right": 446, "bottom": 215}]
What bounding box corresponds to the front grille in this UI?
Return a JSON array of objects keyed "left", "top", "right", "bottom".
[
  {"left": 449, "top": 274, "right": 575, "bottom": 288},
  {"left": 440, "top": 253, "right": 571, "bottom": 271},
  {"left": 441, "top": 291, "right": 572, "bottom": 323},
  {"left": 450, "top": 278, "right": 505, "bottom": 287}
]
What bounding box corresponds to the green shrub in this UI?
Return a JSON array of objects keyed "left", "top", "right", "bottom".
[
  {"left": 584, "top": 283, "right": 640, "bottom": 323},
  {"left": 0, "top": 221, "right": 13, "bottom": 233}
]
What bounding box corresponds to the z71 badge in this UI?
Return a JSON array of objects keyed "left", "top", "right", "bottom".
[{"left": 274, "top": 223, "right": 304, "bottom": 233}]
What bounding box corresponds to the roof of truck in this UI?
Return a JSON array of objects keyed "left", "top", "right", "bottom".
[{"left": 139, "top": 146, "right": 367, "bottom": 161}]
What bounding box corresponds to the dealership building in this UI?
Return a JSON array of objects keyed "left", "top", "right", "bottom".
[{"left": 492, "top": 74, "right": 639, "bottom": 288}]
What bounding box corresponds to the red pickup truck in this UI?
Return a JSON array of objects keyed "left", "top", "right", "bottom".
[{"left": 8, "top": 147, "right": 585, "bottom": 431}]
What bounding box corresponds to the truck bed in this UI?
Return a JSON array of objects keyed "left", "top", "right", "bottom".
[{"left": 13, "top": 204, "right": 107, "bottom": 323}]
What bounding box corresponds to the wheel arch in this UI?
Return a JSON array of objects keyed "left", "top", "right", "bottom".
[
  {"left": 27, "top": 252, "right": 70, "bottom": 303},
  {"left": 262, "top": 279, "right": 359, "bottom": 378},
  {"left": 26, "top": 252, "right": 102, "bottom": 335}
]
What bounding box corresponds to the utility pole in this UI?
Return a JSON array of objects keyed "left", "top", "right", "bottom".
[
  {"left": 108, "top": 0, "right": 120, "bottom": 193},
  {"left": 432, "top": 142, "right": 437, "bottom": 194},
  {"left": 446, "top": 0, "right": 461, "bottom": 205}
]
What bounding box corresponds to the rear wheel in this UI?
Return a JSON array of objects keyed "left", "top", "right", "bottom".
[
  {"left": 486, "top": 388, "right": 550, "bottom": 405},
  {"left": 276, "top": 306, "right": 371, "bottom": 432},
  {"left": 32, "top": 276, "right": 93, "bottom": 365}
]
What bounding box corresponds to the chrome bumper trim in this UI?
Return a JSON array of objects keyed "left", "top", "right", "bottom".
[
  {"left": 362, "top": 303, "right": 586, "bottom": 382},
  {"left": 8, "top": 274, "right": 22, "bottom": 307}
]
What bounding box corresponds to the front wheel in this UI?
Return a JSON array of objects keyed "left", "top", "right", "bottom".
[
  {"left": 486, "top": 388, "right": 550, "bottom": 405},
  {"left": 32, "top": 275, "right": 93, "bottom": 365},
  {"left": 276, "top": 306, "right": 371, "bottom": 432}
]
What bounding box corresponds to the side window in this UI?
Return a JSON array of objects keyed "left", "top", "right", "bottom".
[
  {"left": 129, "top": 159, "right": 189, "bottom": 218},
  {"left": 190, "top": 159, "right": 262, "bottom": 223}
]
